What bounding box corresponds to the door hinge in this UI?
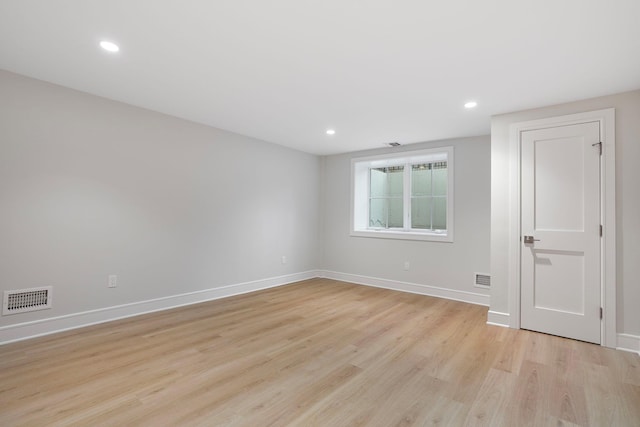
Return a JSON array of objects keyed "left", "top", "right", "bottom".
[
  {"left": 592, "top": 141, "right": 602, "bottom": 155},
  {"left": 600, "top": 224, "right": 603, "bottom": 237},
  {"left": 600, "top": 307, "right": 603, "bottom": 319}
]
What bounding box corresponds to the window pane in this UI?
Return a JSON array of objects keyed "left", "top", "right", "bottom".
[
  {"left": 432, "top": 197, "right": 447, "bottom": 229},
  {"left": 433, "top": 163, "right": 447, "bottom": 196},
  {"left": 388, "top": 198, "right": 403, "bottom": 228},
  {"left": 369, "top": 198, "right": 387, "bottom": 228},
  {"left": 411, "top": 165, "right": 431, "bottom": 197},
  {"left": 387, "top": 167, "right": 404, "bottom": 197},
  {"left": 369, "top": 166, "right": 404, "bottom": 229},
  {"left": 370, "top": 166, "right": 404, "bottom": 198},
  {"left": 411, "top": 197, "right": 431, "bottom": 229},
  {"left": 370, "top": 168, "right": 387, "bottom": 198}
]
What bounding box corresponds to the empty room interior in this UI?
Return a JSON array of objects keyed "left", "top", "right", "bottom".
[{"left": 1, "top": 1, "right": 639, "bottom": 426}]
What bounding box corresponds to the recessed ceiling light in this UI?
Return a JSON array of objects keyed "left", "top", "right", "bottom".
[
  {"left": 464, "top": 101, "right": 478, "bottom": 109},
  {"left": 326, "top": 129, "right": 336, "bottom": 135},
  {"left": 100, "top": 41, "right": 120, "bottom": 53}
]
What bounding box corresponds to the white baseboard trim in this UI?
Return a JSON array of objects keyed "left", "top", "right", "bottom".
[
  {"left": 0, "top": 270, "right": 320, "bottom": 345},
  {"left": 487, "top": 310, "right": 510, "bottom": 328},
  {"left": 617, "top": 333, "right": 640, "bottom": 355},
  {"left": 319, "top": 270, "right": 489, "bottom": 306}
]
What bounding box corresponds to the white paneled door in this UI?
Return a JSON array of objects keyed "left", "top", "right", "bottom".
[{"left": 520, "top": 122, "right": 601, "bottom": 344}]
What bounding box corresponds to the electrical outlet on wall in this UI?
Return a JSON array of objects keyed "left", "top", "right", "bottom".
[
  {"left": 108, "top": 274, "right": 117, "bottom": 288},
  {"left": 403, "top": 261, "right": 410, "bottom": 271},
  {"left": 281, "top": 256, "right": 287, "bottom": 264}
]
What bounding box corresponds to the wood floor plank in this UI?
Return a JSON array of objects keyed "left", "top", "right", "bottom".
[
  {"left": 464, "top": 368, "right": 517, "bottom": 426},
  {"left": 1, "top": 279, "right": 638, "bottom": 426}
]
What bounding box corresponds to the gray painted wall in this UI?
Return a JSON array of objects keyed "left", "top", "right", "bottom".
[
  {"left": 0, "top": 70, "right": 320, "bottom": 327},
  {"left": 4, "top": 68, "right": 634, "bottom": 341},
  {"left": 320, "top": 136, "right": 491, "bottom": 295},
  {"left": 491, "top": 89, "right": 640, "bottom": 336}
]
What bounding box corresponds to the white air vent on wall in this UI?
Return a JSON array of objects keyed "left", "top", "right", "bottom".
[
  {"left": 3, "top": 287, "right": 52, "bottom": 315},
  {"left": 474, "top": 273, "right": 491, "bottom": 289}
]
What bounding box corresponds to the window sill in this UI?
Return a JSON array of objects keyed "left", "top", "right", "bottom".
[{"left": 350, "top": 229, "right": 453, "bottom": 242}]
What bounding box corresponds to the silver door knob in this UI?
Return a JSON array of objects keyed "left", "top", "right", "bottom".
[{"left": 524, "top": 235, "right": 540, "bottom": 244}]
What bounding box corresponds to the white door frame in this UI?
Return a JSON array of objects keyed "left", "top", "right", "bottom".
[{"left": 508, "top": 108, "right": 616, "bottom": 348}]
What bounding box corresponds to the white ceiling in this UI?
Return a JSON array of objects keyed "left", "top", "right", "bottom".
[{"left": 1, "top": 1, "right": 639, "bottom": 155}]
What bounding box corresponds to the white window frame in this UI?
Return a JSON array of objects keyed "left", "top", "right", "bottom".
[{"left": 350, "top": 146, "right": 454, "bottom": 242}]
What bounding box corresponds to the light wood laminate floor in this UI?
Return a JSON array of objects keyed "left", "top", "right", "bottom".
[{"left": 1, "top": 279, "right": 639, "bottom": 426}]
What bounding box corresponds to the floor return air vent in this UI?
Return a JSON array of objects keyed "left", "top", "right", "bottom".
[{"left": 3, "top": 286, "right": 52, "bottom": 315}]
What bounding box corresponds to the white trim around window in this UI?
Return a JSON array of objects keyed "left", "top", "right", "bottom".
[{"left": 350, "top": 146, "right": 454, "bottom": 242}]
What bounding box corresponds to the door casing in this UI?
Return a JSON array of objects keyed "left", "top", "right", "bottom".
[{"left": 507, "top": 109, "right": 616, "bottom": 348}]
